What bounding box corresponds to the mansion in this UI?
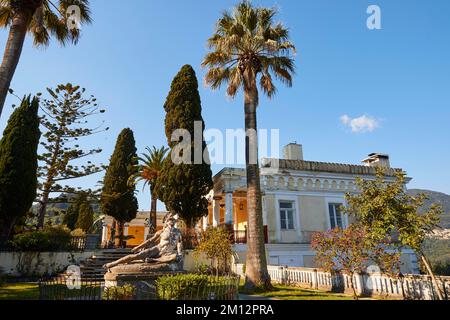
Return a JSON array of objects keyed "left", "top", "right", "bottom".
[
  {"left": 202, "top": 143, "right": 419, "bottom": 274},
  {"left": 101, "top": 143, "right": 420, "bottom": 274}
]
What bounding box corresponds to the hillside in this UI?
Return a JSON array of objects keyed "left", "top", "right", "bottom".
[
  {"left": 30, "top": 193, "right": 100, "bottom": 225},
  {"left": 407, "top": 189, "right": 450, "bottom": 229}
]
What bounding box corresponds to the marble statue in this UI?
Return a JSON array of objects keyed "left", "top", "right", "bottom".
[{"left": 103, "top": 213, "right": 183, "bottom": 270}]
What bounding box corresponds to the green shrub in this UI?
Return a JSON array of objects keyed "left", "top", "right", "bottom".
[
  {"left": 45, "top": 226, "right": 72, "bottom": 250},
  {"left": 433, "top": 260, "right": 450, "bottom": 276},
  {"left": 102, "top": 284, "right": 135, "bottom": 300},
  {"left": 195, "top": 263, "right": 212, "bottom": 275},
  {"left": 194, "top": 227, "right": 234, "bottom": 276},
  {"left": 156, "top": 274, "right": 239, "bottom": 300},
  {"left": 11, "top": 226, "right": 72, "bottom": 251},
  {"left": 157, "top": 274, "right": 209, "bottom": 300},
  {"left": 11, "top": 231, "right": 50, "bottom": 251}
]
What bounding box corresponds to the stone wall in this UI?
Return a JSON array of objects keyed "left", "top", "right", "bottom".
[
  {"left": 182, "top": 250, "right": 210, "bottom": 272},
  {"left": 0, "top": 251, "right": 95, "bottom": 277}
]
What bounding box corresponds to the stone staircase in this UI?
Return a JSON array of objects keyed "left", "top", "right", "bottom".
[{"left": 75, "top": 249, "right": 132, "bottom": 281}]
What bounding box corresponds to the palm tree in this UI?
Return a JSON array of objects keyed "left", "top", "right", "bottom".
[
  {"left": 202, "top": 1, "right": 295, "bottom": 290},
  {"left": 129, "top": 146, "right": 168, "bottom": 233},
  {"left": 0, "top": 0, "right": 91, "bottom": 118}
]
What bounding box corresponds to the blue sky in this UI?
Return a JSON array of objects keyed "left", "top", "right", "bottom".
[{"left": 1, "top": 0, "right": 449, "bottom": 211}]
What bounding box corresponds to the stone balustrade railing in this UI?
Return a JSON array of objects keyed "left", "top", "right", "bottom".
[{"left": 233, "top": 264, "right": 450, "bottom": 300}]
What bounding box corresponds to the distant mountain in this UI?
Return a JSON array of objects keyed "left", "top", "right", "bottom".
[
  {"left": 407, "top": 189, "right": 450, "bottom": 229},
  {"left": 31, "top": 193, "right": 100, "bottom": 225}
]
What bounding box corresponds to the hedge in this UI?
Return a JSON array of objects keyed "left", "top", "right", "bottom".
[
  {"left": 11, "top": 227, "right": 72, "bottom": 252},
  {"left": 156, "top": 274, "right": 239, "bottom": 300}
]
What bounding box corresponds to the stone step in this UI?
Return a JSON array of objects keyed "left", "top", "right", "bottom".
[
  {"left": 57, "top": 249, "right": 132, "bottom": 281},
  {"left": 80, "top": 268, "right": 105, "bottom": 272}
]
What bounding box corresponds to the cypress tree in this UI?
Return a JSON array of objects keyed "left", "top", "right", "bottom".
[
  {"left": 0, "top": 96, "right": 41, "bottom": 238},
  {"left": 63, "top": 198, "right": 80, "bottom": 230},
  {"left": 63, "top": 193, "right": 86, "bottom": 230},
  {"left": 100, "top": 128, "right": 138, "bottom": 245},
  {"left": 75, "top": 200, "right": 94, "bottom": 232},
  {"left": 155, "top": 65, "right": 213, "bottom": 227}
]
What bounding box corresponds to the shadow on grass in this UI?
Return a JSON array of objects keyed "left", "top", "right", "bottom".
[
  {"left": 239, "top": 282, "right": 354, "bottom": 300},
  {"left": 0, "top": 283, "right": 39, "bottom": 300}
]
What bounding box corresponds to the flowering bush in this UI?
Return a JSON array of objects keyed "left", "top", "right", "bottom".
[{"left": 311, "top": 224, "right": 401, "bottom": 299}]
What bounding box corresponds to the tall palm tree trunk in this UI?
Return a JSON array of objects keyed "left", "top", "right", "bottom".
[
  {"left": 243, "top": 82, "right": 271, "bottom": 290},
  {"left": 0, "top": 10, "right": 31, "bottom": 118},
  {"left": 150, "top": 192, "right": 157, "bottom": 233}
]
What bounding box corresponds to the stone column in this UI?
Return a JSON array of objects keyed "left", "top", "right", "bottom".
[
  {"left": 202, "top": 215, "right": 208, "bottom": 231},
  {"left": 101, "top": 223, "right": 108, "bottom": 245},
  {"left": 225, "top": 192, "right": 233, "bottom": 225},
  {"left": 212, "top": 198, "right": 220, "bottom": 227},
  {"left": 312, "top": 269, "right": 319, "bottom": 290},
  {"left": 354, "top": 273, "right": 365, "bottom": 296},
  {"left": 123, "top": 224, "right": 129, "bottom": 247}
]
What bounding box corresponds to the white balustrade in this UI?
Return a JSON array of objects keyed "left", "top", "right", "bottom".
[{"left": 233, "top": 263, "right": 449, "bottom": 300}]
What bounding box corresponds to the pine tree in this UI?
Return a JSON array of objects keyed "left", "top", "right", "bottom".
[
  {"left": 155, "top": 65, "right": 213, "bottom": 227},
  {"left": 100, "top": 128, "right": 138, "bottom": 246},
  {"left": 0, "top": 96, "right": 40, "bottom": 238},
  {"left": 76, "top": 200, "right": 94, "bottom": 232},
  {"left": 36, "top": 83, "right": 108, "bottom": 229}
]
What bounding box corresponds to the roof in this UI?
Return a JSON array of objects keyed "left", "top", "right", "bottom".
[{"left": 262, "top": 158, "right": 404, "bottom": 176}]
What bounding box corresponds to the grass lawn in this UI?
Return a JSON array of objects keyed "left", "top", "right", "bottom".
[
  {"left": 0, "top": 282, "right": 355, "bottom": 301},
  {"left": 239, "top": 282, "right": 354, "bottom": 300},
  {"left": 0, "top": 283, "right": 39, "bottom": 300}
]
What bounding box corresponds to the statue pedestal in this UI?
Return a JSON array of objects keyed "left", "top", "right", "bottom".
[{"left": 104, "top": 262, "right": 185, "bottom": 300}]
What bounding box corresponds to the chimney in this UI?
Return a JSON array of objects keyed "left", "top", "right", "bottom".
[
  {"left": 283, "top": 143, "right": 303, "bottom": 161},
  {"left": 362, "top": 153, "right": 390, "bottom": 168}
]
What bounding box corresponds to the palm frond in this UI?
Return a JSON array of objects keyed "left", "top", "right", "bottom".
[
  {"left": 204, "top": 67, "right": 230, "bottom": 90},
  {"left": 128, "top": 146, "right": 169, "bottom": 192},
  {"left": 1, "top": 0, "right": 91, "bottom": 46},
  {"left": 43, "top": 8, "right": 69, "bottom": 45},
  {"left": 202, "top": 0, "right": 296, "bottom": 100},
  {"left": 0, "top": 4, "right": 12, "bottom": 28},
  {"left": 226, "top": 67, "right": 243, "bottom": 97},
  {"left": 260, "top": 72, "right": 276, "bottom": 98}
]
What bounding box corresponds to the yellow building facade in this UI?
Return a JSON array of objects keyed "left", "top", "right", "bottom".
[
  {"left": 202, "top": 144, "right": 419, "bottom": 274},
  {"left": 101, "top": 211, "right": 168, "bottom": 247}
]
